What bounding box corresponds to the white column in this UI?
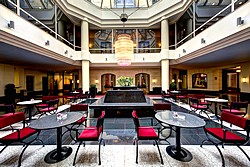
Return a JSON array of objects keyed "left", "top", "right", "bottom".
[
  {"left": 82, "top": 60, "right": 89, "bottom": 92},
  {"left": 161, "top": 17, "right": 170, "bottom": 91},
  {"left": 161, "top": 17, "right": 169, "bottom": 49},
  {"left": 231, "top": 0, "right": 235, "bottom": 12},
  {"left": 81, "top": 18, "right": 90, "bottom": 92},
  {"left": 16, "top": 0, "right": 20, "bottom": 16},
  {"left": 193, "top": 1, "right": 196, "bottom": 37},
  {"left": 54, "top": 5, "right": 57, "bottom": 39},
  {"left": 161, "top": 59, "right": 169, "bottom": 91}
]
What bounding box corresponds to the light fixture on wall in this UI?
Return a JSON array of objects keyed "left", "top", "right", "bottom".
[
  {"left": 95, "top": 80, "right": 99, "bottom": 84},
  {"left": 45, "top": 40, "right": 50, "bottom": 46},
  {"left": 76, "top": 80, "right": 79, "bottom": 83},
  {"left": 201, "top": 38, "right": 206, "bottom": 44},
  {"left": 152, "top": 79, "right": 157, "bottom": 84},
  {"left": 236, "top": 69, "right": 241, "bottom": 73},
  {"left": 65, "top": 50, "right": 68, "bottom": 54},
  {"left": 178, "top": 79, "right": 182, "bottom": 83},
  {"left": 237, "top": 17, "right": 244, "bottom": 26},
  {"left": 172, "top": 79, "right": 175, "bottom": 82},
  {"left": 183, "top": 49, "right": 186, "bottom": 53},
  {"left": 115, "top": 34, "right": 134, "bottom": 66},
  {"left": 8, "top": 20, "right": 14, "bottom": 29},
  {"left": 242, "top": 77, "right": 246, "bottom": 83}
]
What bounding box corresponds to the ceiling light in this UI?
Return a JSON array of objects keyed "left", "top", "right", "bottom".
[{"left": 115, "top": 34, "right": 134, "bottom": 66}]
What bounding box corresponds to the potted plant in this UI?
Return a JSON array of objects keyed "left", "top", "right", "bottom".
[
  {"left": 117, "top": 76, "right": 134, "bottom": 86},
  {"left": 89, "top": 84, "right": 96, "bottom": 98},
  {"left": 169, "top": 82, "right": 177, "bottom": 91}
]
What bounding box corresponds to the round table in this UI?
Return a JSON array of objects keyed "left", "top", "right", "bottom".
[
  {"left": 205, "top": 98, "right": 228, "bottom": 119},
  {"left": 29, "top": 112, "right": 82, "bottom": 164},
  {"left": 17, "top": 100, "right": 42, "bottom": 121},
  {"left": 155, "top": 111, "right": 206, "bottom": 162}
]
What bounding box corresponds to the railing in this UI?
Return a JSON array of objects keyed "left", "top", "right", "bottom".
[
  {"left": 89, "top": 48, "right": 161, "bottom": 54},
  {"left": 173, "top": 0, "right": 246, "bottom": 49},
  {"left": 7, "top": 0, "right": 80, "bottom": 50}
]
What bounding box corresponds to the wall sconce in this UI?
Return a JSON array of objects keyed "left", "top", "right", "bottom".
[
  {"left": 152, "top": 79, "right": 157, "bottom": 84},
  {"left": 178, "top": 79, "right": 182, "bottom": 83},
  {"left": 236, "top": 69, "right": 241, "bottom": 73},
  {"left": 183, "top": 49, "right": 186, "bottom": 53},
  {"left": 143, "top": 57, "right": 145, "bottom": 61},
  {"left": 242, "top": 77, "right": 246, "bottom": 83},
  {"left": 8, "top": 20, "right": 14, "bottom": 29},
  {"left": 76, "top": 80, "right": 79, "bottom": 83},
  {"left": 45, "top": 40, "right": 50, "bottom": 46},
  {"left": 237, "top": 17, "right": 244, "bottom": 26},
  {"left": 201, "top": 38, "right": 206, "bottom": 44},
  {"left": 65, "top": 50, "right": 68, "bottom": 54},
  {"left": 171, "top": 79, "right": 175, "bottom": 82},
  {"left": 95, "top": 80, "right": 99, "bottom": 84}
]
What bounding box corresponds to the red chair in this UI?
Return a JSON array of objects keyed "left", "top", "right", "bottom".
[
  {"left": 200, "top": 112, "right": 250, "bottom": 167},
  {"left": 132, "top": 110, "right": 163, "bottom": 164},
  {"left": 0, "top": 112, "right": 43, "bottom": 167},
  {"left": 189, "top": 97, "right": 210, "bottom": 119},
  {"left": 35, "top": 96, "right": 56, "bottom": 109},
  {"left": 36, "top": 99, "right": 59, "bottom": 118},
  {"left": 221, "top": 101, "right": 248, "bottom": 117},
  {"left": 73, "top": 111, "right": 105, "bottom": 166},
  {"left": 161, "top": 90, "right": 171, "bottom": 99},
  {"left": 153, "top": 103, "right": 172, "bottom": 141},
  {"left": 63, "top": 104, "right": 88, "bottom": 141}
]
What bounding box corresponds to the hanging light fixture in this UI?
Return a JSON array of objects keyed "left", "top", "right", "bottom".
[{"left": 115, "top": 34, "right": 134, "bottom": 66}]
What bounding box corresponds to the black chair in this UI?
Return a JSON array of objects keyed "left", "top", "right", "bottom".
[
  {"left": 189, "top": 97, "right": 210, "bottom": 119},
  {"left": 132, "top": 110, "right": 163, "bottom": 164},
  {"left": 200, "top": 112, "right": 250, "bottom": 167},
  {"left": 73, "top": 111, "right": 105, "bottom": 166},
  {"left": 221, "top": 101, "right": 248, "bottom": 117}
]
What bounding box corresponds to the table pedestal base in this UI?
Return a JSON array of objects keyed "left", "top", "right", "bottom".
[
  {"left": 45, "top": 146, "right": 72, "bottom": 163},
  {"left": 166, "top": 145, "right": 192, "bottom": 162}
]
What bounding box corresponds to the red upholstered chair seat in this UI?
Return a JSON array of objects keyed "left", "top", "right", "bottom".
[
  {"left": 0, "top": 127, "right": 37, "bottom": 142},
  {"left": 205, "top": 128, "right": 245, "bottom": 142},
  {"left": 78, "top": 126, "right": 102, "bottom": 140},
  {"left": 40, "top": 107, "right": 57, "bottom": 113},
  {"left": 138, "top": 127, "right": 158, "bottom": 139},
  {"left": 190, "top": 104, "right": 207, "bottom": 109},
  {"left": 76, "top": 117, "right": 86, "bottom": 124},
  {"left": 36, "top": 103, "right": 48, "bottom": 108}
]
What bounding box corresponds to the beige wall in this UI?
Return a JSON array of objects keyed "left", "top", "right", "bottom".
[
  {"left": 90, "top": 68, "right": 161, "bottom": 92},
  {"left": 188, "top": 68, "right": 222, "bottom": 91},
  {"left": 0, "top": 63, "right": 47, "bottom": 96},
  {"left": 240, "top": 62, "right": 250, "bottom": 93}
]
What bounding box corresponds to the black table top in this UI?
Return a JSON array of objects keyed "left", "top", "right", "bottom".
[
  {"left": 155, "top": 111, "right": 206, "bottom": 128},
  {"left": 29, "top": 112, "right": 82, "bottom": 130}
]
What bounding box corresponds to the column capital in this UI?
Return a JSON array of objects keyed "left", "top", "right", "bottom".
[
  {"left": 161, "top": 16, "right": 168, "bottom": 21},
  {"left": 82, "top": 17, "right": 89, "bottom": 22}
]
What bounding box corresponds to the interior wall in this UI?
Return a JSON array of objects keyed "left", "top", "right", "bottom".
[
  {"left": 240, "top": 62, "right": 250, "bottom": 93},
  {"left": 0, "top": 63, "right": 14, "bottom": 96},
  {"left": 188, "top": 68, "right": 222, "bottom": 91},
  {"left": 90, "top": 68, "right": 161, "bottom": 92}
]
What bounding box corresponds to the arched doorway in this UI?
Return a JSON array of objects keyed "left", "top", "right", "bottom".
[
  {"left": 101, "top": 73, "right": 116, "bottom": 93},
  {"left": 135, "top": 73, "right": 150, "bottom": 94}
]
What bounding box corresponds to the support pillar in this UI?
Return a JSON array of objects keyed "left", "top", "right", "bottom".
[
  {"left": 161, "top": 17, "right": 170, "bottom": 91},
  {"left": 81, "top": 18, "right": 90, "bottom": 92}
]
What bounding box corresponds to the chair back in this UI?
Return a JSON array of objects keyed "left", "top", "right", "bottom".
[
  {"left": 70, "top": 104, "right": 88, "bottom": 112},
  {"left": 132, "top": 110, "right": 140, "bottom": 130},
  {"left": 154, "top": 102, "right": 171, "bottom": 111},
  {"left": 42, "top": 96, "right": 55, "bottom": 102},
  {"left": 48, "top": 99, "right": 59, "bottom": 109},
  {"left": 189, "top": 97, "right": 198, "bottom": 105},
  {"left": 221, "top": 112, "right": 249, "bottom": 130},
  {"left": 96, "top": 111, "right": 105, "bottom": 133},
  {"left": 231, "top": 101, "right": 248, "bottom": 111}
]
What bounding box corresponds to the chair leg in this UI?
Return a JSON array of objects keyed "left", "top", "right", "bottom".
[
  {"left": 98, "top": 138, "right": 103, "bottom": 165},
  {"left": 154, "top": 140, "right": 164, "bottom": 164},
  {"left": 18, "top": 144, "right": 29, "bottom": 167},
  {"left": 73, "top": 141, "right": 82, "bottom": 166},
  {"left": 237, "top": 145, "right": 250, "bottom": 161},
  {"left": 135, "top": 138, "right": 138, "bottom": 164},
  {"left": 0, "top": 145, "right": 8, "bottom": 154}
]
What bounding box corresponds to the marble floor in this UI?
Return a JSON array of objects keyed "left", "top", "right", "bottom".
[{"left": 0, "top": 145, "right": 249, "bottom": 167}]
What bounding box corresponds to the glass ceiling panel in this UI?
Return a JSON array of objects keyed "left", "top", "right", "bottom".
[{"left": 87, "top": 0, "right": 160, "bottom": 9}]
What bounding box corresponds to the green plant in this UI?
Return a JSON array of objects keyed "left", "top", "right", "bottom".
[
  {"left": 117, "top": 76, "right": 134, "bottom": 86},
  {"left": 169, "top": 82, "right": 177, "bottom": 90},
  {"left": 90, "top": 84, "right": 96, "bottom": 88}
]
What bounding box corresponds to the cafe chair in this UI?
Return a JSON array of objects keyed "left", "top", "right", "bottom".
[
  {"left": 35, "top": 96, "right": 56, "bottom": 109},
  {"left": 189, "top": 97, "right": 210, "bottom": 119},
  {"left": 36, "top": 98, "right": 59, "bottom": 118},
  {"left": 200, "top": 112, "right": 250, "bottom": 167},
  {"left": 161, "top": 90, "right": 171, "bottom": 100},
  {"left": 132, "top": 110, "right": 163, "bottom": 164},
  {"left": 221, "top": 101, "right": 248, "bottom": 117},
  {"left": 63, "top": 104, "right": 88, "bottom": 142},
  {"left": 176, "top": 90, "right": 187, "bottom": 103},
  {"left": 153, "top": 102, "right": 172, "bottom": 140},
  {"left": 73, "top": 111, "right": 105, "bottom": 166},
  {"left": 0, "top": 112, "right": 44, "bottom": 167}
]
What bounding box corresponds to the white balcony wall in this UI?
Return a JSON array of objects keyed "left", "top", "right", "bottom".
[
  {"left": 175, "top": 2, "right": 250, "bottom": 59},
  {"left": 0, "top": 5, "right": 75, "bottom": 60}
]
